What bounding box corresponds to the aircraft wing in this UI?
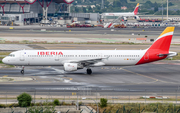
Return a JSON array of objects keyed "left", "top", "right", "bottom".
[
  {"left": 70, "top": 56, "right": 109, "bottom": 64},
  {"left": 62, "top": 56, "right": 109, "bottom": 67}
]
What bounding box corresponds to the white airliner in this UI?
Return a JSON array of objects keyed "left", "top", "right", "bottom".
[
  {"left": 2, "top": 27, "right": 177, "bottom": 75},
  {"left": 102, "top": 3, "right": 140, "bottom": 20}
]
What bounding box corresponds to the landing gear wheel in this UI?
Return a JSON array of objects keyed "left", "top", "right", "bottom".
[
  {"left": 21, "top": 70, "right": 24, "bottom": 74},
  {"left": 87, "top": 69, "right": 92, "bottom": 75}
]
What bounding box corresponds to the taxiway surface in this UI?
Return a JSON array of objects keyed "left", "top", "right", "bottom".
[
  {"left": 0, "top": 60, "right": 180, "bottom": 96},
  {"left": 0, "top": 27, "right": 180, "bottom": 36},
  {"left": 0, "top": 26, "right": 180, "bottom": 97}
]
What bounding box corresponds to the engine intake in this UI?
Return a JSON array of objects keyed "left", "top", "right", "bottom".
[{"left": 64, "top": 63, "right": 78, "bottom": 72}]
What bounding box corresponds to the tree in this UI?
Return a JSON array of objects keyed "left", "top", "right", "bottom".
[
  {"left": 154, "top": 2, "right": 158, "bottom": 13},
  {"left": 113, "top": 1, "right": 121, "bottom": 8},
  {"left": 82, "top": 7, "right": 87, "bottom": 13},
  {"left": 154, "top": 6, "right": 158, "bottom": 12},
  {"left": 75, "top": 7, "right": 79, "bottom": 13},
  {"left": 121, "top": 0, "right": 127, "bottom": 5},
  {"left": 53, "top": 99, "right": 60, "bottom": 105},
  {"left": 100, "top": 98, "right": 108, "bottom": 108},
  {"left": 176, "top": 10, "right": 180, "bottom": 15},
  {"left": 88, "top": 6, "right": 93, "bottom": 13},
  {"left": 169, "top": 2, "right": 174, "bottom": 6},
  {"left": 144, "top": 1, "right": 153, "bottom": 9},
  {"left": 17, "top": 93, "right": 32, "bottom": 107}
]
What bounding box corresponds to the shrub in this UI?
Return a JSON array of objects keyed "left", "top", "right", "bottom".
[
  {"left": 28, "top": 106, "right": 43, "bottom": 113},
  {"left": 0, "top": 104, "right": 6, "bottom": 108},
  {"left": 8, "top": 103, "right": 19, "bottom": 107},
  {"left": 17, "top": 92, "right": 32, "bottom": 107},
  {"left": 79, "top": 102, "right": 83, "bottom": 106},
  {"left": 28, "top": 105, "right": 55, "bottom": 113},
  {"left": 34, "top": 103, "right": 42, "bottom": 106},
  {"left": 53, "top": 99, "right": 60, "bottom": 105},
  {"left": 62, "top": 102, "right": 66, "bottom": 105},
  {"left": 100, "top": 98, "right": 108, "bottom": 108}
]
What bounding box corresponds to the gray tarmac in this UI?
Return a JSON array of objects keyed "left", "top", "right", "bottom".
[
  {"left": 1, "top": 27, "right": 180, "bottom": 36},
  {"left": 0, "top": 26, "right": 180, "bottom": 98},
  {"left": 0, "top": 60, "right": 180, "bottom": 97},
  {"left": 1, "top": 44, "right": 180, "bottom": 52}
]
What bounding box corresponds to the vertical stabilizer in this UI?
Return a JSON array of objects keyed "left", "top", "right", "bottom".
[
  {"left": 148, "top": 27, "right": 175, "bottom": 52},
  {"left": 136, "top": 27, "right": 175, "bottom": 65},
  {"left": 133, "top": 3, "right": 139, "bottom": 15}
]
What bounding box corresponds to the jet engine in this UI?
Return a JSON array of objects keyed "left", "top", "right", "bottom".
[
  {"left": 123, "top": 17, "right": 127, "bottom": 21},
  {"left": 64, "top": 63, "right": 78, "bottom": 72},
  {"left": 134, "top": 16, "right": 139, "bottom": 20}
]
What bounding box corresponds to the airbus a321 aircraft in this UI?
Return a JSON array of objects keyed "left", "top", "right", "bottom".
[
  {"left": 102, "top": 3, "right": 140, "bottom": 20},
  {"left": 2, "top": 27, "right": 177, "bottom": 75}
]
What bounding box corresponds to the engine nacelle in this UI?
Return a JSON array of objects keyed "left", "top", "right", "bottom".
[
  {"left": 134, "top": 16, "right": 139, "bottom": 20},
  {"left": 123, "top": 17, "right": 127, "bottom": 21},
  {"left": 64, "top": 63, "right": 78, "bottom": 72}
]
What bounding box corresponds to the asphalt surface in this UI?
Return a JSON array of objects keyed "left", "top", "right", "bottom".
[
  {"left": 37, "top": 44, "right": 180, "bottom": 52},
  {"left": 1, "top": 27, "right": 180, "bottom": 36},
  {"left": 0, "top": 60, "right": 180, "bottom": 97},
  {"left": 0, "top": 26, "right": 180, "bottom": 98}
]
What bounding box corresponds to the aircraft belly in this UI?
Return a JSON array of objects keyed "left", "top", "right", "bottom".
[
  {"left": 27, "top": 58, "right": 62, "bottom": 66},
  {"left": 104, "top": 58, "right": 141, "bottom": 66}
]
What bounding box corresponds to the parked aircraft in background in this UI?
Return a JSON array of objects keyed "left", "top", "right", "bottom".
[
  {"left": 102, "top": 3, "right": 140, "bottom": 21},
  {"left": 168, "top": 18, "right": 180, "bottom": 22},
  {"left": 2, "top": 27, "right": 177, "bottom": 75}
]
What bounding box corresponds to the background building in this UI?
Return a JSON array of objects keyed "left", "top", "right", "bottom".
[{"left": 0, "top": 0, "right": 74, "bottom": 25}]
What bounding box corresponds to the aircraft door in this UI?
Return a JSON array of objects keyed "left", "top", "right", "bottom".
[
  {"left": 98, "top": 53, "right": 103, "bottom": 58},
  {"left": 55, "top": 55, "right": 59, "bottom": 61},
  {"left": 20, "top": 51, "right": 25, "bottom": 61}
]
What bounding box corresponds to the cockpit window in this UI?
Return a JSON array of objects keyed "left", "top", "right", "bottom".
[{"left": 8, "top": 54, "right": 15, "bottom": 57}]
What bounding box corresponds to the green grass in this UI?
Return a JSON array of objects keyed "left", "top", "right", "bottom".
[
  {"left": 0, "top": 52, "right": 10, "bottom": 59},
  {"left": 91, "top": 103, "right": 180, "bottom": 113},
  {"left": 168, "top": 2, "right": 180, "bottom": 9},
  {"left": 0, "top": 52, "right": 14, "bottom": 68},
  {"left": 107, "top": 0, "right": 180, "bottom": 10},
  {"left": 107, "top": 0, "right": 114, "bottom": 2}
]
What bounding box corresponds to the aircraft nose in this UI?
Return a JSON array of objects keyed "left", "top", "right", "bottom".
[{"left": 2, "top": 57, "right": 7, "bottom": 64}]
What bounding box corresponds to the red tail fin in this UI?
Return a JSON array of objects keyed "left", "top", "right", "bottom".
[
  {"left": 133, "top": 3, "right": 139, "bottom": 15},
  {"left": 148, "top": 27, "right": 175, "bottom": 52},
  {"left": 136, "top": 27, "right": 175, "bottom": 65}
]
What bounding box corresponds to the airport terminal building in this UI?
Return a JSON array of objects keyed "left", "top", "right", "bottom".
[
  {"left": 0, "top": 0, "right": 74, "bottom": 25},
  {"left": 0, "top": 0, "right": 101, "bottom": 26}
]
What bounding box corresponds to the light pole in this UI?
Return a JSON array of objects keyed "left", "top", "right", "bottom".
[
  {"left": 162, "top": 0, "right": 164, "bottom": 23},
  {"left": 77, "top": 89, "right": 79, "bottom": 110},
  {"left": 167, "top": 0, "right": 168, "bottom": 21}
]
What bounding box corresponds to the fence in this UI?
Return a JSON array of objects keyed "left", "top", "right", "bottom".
[
  {"left": 0, "top": 88, "right": 180, "bottom": 113},
  {"left": 0, "top": 88, "right": 180, "bottom": 104}
]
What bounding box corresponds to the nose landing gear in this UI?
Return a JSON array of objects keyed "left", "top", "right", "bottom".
[{"left": 21, "top": 66, "right": 24, "bottom": 74}]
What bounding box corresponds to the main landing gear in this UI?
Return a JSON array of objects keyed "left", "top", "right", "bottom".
[
  {"left": 86, "top": 68, "right": 92, "bottom": 75},
  {"left": 21, "top": 66, "right": 24, "bottom": 74}
]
